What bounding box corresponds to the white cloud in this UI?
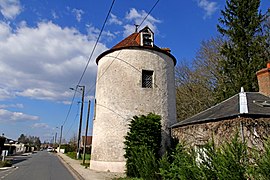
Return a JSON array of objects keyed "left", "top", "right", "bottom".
[
  {"left": 124, "top": 8, "right": 161, "bottom": 37},
  {"left": 0, "top": 21, "right": 108, "bottom": 101},
  {"left": 0, "top": 103, "right": 23, "bottom": 108},
  {"left": 32, "top": 123, "right": 49, "bottom": 129},
  {"left": 108, "top": 13, "right": 122, "bottom": 25},
  {"left": 86, "top": 24, "right": 116, "bottom": 42},
  {"left": 0, "top": 0, "right": 22, "bottom": 19},
  {"left": 197, "top": 0, "right": 218, "bottom": 19},
  {"left": 0, "top": 109, "right": 39, "bottom": 122},
  {"left": 72, "top": 8, "right": 84, "bottom": 22},
  {"left": 0, "top": 88, "right": 14, "bottom": 100}
]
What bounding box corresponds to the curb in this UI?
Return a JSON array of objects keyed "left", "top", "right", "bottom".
[
  {"left": 0, "top": 166, "right": 17, "bottom": 170},
  {"left": 57, "top": 154, "right": 84, "bottom": 180}
]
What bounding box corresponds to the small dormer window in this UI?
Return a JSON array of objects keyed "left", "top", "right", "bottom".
[
  {"left": 141, "top": 32, "right": 153, "bottom": 47},
  {"left": 140, "top": 27, "right": 154, "bottom": 47}
]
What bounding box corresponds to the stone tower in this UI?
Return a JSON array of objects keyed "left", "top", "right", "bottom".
[{"left": 90, "top": 26, "right": 177, "bottom": 172}]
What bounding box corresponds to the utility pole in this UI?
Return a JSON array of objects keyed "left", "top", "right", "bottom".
[
  {"left": 83, "top": 100, "right": 91, "bottom": 165},
  {"left": 59, "top": 125, "right": 63, "bottom": 152},
  {"left": 54, "top": 132, "right": 57, "bottom": 150},
  {"left": 77, "top": 85, "right": 85, "bottom": 159}
]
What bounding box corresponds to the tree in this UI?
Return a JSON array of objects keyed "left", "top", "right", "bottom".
[
  {"left": 216, "top": 0, "right": 268, "bottom": 100},
  {"left": 262, "top": 9, "right": 270, "bottom": 59},
  {"left": 18, "top": 134, "right": 28, "bottom": 144},
  {"left": 175, "top": 37, "right": 224, "bottom": 121},
  {"left": 68, "top": 133, "right": 77, "bottom": 152},
  {"left": 18, "top": 134, "right": 41, "bottom": 149}
]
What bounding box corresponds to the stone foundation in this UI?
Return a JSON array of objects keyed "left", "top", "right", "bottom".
[{"left": 90, "top": 160, "right": 126, "bottom": 173}]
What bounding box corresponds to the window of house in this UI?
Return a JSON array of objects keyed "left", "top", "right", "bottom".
[{"left": 142, "top": 70, "right": 153, "bottom": 88}]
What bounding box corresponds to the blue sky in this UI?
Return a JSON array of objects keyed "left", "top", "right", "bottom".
[{"left": 0, "top": 0, "right": 269, "bottom": 143}]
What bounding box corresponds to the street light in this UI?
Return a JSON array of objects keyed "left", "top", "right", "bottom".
[{"left": 70, "top": 85, "right": 85, "bottom": 159}]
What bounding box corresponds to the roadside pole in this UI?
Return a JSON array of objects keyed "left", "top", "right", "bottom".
[
  {"left": 59, "top": 125, "right": 63, "bottom": 152},
  {"left": 77, "top": 85, "right": 85, "bottom": 159},
  {"left": 83, "top": 100, "right": 91, "bottom": 165}
]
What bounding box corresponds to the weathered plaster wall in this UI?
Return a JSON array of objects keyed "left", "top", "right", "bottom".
[
  {"left": 90, "top": 48, "right": 176, "bottom": 172},
  {"left": 172, "top": 117, "right": 270, "bottom": 150}
]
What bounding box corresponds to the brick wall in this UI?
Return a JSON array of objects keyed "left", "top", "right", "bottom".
[{"left": 256, "top": 62, "right": 270, "bottom": 97}]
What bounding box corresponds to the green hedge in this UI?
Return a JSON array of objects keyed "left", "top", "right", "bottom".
[{"left": 124, "top": 113, "right": 161, "bottom": 179}]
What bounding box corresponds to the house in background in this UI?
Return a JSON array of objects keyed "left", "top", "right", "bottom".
[
  {"left": 172, "top": 62, "right": 270, "bottom": 150},
  {"left": 2, "top": 137, "right": 29, "bottom": 155},
  {"left": 81, "top": 136, "right": 92, "bottom": 148},
  {"left": 0, "top": 136, "right": 5, "bottom": 153}
]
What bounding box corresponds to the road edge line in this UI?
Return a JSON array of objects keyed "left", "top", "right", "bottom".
[{"left": 56, "top": 153, "right": 84, "bottom": 180}]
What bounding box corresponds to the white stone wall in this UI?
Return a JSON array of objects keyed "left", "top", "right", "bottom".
[{"left": 90, "top": 48, "right": 176, "bottom": 172}]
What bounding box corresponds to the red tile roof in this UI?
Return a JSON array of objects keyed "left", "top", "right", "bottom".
[
  {"left": 112, "top": 33, "right": 141, "bottom": 50},
  {"left": 96, "top": 26, "right": 177, "bottom": 65}
]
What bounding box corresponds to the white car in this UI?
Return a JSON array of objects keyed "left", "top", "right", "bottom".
[{"left": 47, "top": 147, "right": 53, "bottom": 152}]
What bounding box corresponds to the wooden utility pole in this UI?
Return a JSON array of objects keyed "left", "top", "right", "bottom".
[
  {"left": 83, "top": 100, "right": 91, "bottom": 165},
  {"left": 59, "top": 125, "right": 63, "bottom": 152},
  {"left": 77, "top": 85, "right": 85, "bottom": 159}
]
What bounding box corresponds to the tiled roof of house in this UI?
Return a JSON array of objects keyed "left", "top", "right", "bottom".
[{"left": 171, "top": 92, "right": 270, "bottom": 128}]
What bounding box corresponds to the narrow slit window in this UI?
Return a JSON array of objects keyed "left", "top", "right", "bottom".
[{"left": 142, "top": 70, "right": 153, "bottom": 88}]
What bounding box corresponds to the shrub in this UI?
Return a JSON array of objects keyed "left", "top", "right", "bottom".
[
  {"left": 253, "top": 139, "right": 270, "bottom": 179},
  {"left": 124, "top": 113, "right": 161, "bottom": 178},
  {"left": 61, "top": 144, "right": 76, "bottom": 153},
  {"left": 0, "top": 160, "right": 12, "bottom": 168},
  {"left": 160, "top": 133, "right": 250, "bottom": 180},
  {"left": 159, "top": 143, "right": 202, "bottom": 180},
  {"left": 130, "top": 145, "right": 159, "bottom": 179}
]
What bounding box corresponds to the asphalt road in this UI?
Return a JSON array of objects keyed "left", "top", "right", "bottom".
[{"left": 0, "top": 151, "right": 76, "bottom": 180}]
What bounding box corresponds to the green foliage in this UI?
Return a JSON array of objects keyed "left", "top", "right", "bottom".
[
  {"left": 202, "top": 134, "right": 249, "bottom": 180},
  {"left": 160, "top": 134, "right": 251, "bottom": 180},
  {"left": 0, "top": 160, "right": 12, "bottom": 168},
  {"left": 129, "top": 146, "right": 159, "bottom": 180},
  {"left": 66, "top": 151, "right": 77, "bottom": 159},
  {"left": 253, "top": 139, "right": 270, "bottom": 179},
  {"left": 124, "top": 113, "right": 161, "bottom": 178},
  {"left": 61, "top": 144, "right": 76, "bottom": 153},
  {"left": 159, "top": 143, "right": 203, "bottom": 180},
  {"left": 216, "top": 0, "right": 268, "bottom": 100}
]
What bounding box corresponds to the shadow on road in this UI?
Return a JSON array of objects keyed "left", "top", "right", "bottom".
[{"left": 10, "top": 155, "right": 32, "bottom": 165}]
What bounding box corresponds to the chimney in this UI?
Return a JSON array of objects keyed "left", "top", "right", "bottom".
[{"left": 256, "top": 61, "right": 270, "bottom": 96}]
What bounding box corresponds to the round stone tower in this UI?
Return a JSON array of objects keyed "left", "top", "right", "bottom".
[{"left": 90, "top": 26, "right": 177, "bottom": 172}]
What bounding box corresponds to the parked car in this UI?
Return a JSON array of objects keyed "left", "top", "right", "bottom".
[{"left": 47, "top": 147, "right": 53, "bottom": 152}]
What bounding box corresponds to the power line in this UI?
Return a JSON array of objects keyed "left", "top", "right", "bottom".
[
  {"left": 77, "top": 0, "right": 116, "bottom": 86},
  {"left": 60, "top": 0, "right": 116, "bottom": 130},
  {"left": 62, "top": 90, "right": 77, "bottom": 126},
  {"left": 64, "top": 102, "right": 80, "bottom": 138},
  {"left": 138, "top": 0, "right": 160, "bottom": 28}
]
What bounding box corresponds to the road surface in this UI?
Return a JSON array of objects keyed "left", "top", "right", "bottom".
[{"left": 0, "top": 151, "right": 76, "bottom": 180}]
